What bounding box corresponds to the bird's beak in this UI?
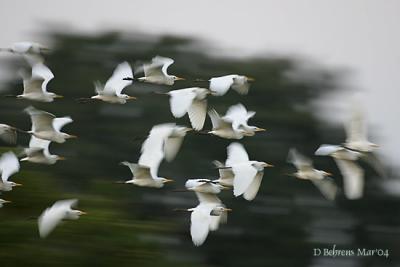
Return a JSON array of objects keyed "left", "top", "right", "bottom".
[
  {"left": 372, "top": 144, "right": 380, "bottom": 148},
  {"left": 54, "top": 95, "right": 64, "bottom": 98},
  {"left": 223, "top": 208, "right": 233, "bottom": 212},
  {"left": 325, "top": 172, "right": 333, "bottom": 176},
  {"left": 175, "top": 77, "right": 185, "bottom": 81},
  {"left": 186, "top": 128, "right": 194, "bottom": 132},
  {"left": 263, "top": 163, "right": 274, "bottom": 167},
  {"left": 79, "top": 211, "right": 87, "bottom": 215},
  {"left": 68, "top": 135, "right": 78, "bottom": 139},
  {"left": 58, "top": 156, "right": 66, "bottom": 160},
  {"left": 255, "top": 127, "right": 266, "bottom": 132},
  {"left": 3, "top": 200, "right": 12, "bottom": 203},
  {"left": 14, "top": 183, "right": 23, "bottom": 187},
  {"left": 246, "top": 76, "right": 255, "bottom": 81},
  {"left": 164, "top": 179, "right": 174, "bottom": 183},
  {"left": 221, "top": 185, "right": 231, "bottom": 190},
  {"left": 128, "top": 96, "right": 137, "bottom": 100}
]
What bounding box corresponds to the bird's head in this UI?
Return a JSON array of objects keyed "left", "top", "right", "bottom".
[
  {"left": 172, "top": 76, "right": 185, "bottom": 81},
  {"left": 210, "top": 206, "right": 232, "bottom": 216},
  {"left": 0, "top": 199, "right": 11, "bottom": 205},
  {"left": 121, "top": 94, "right": 136, "bottom": 100}
]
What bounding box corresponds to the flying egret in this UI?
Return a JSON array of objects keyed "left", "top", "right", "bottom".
[
  {"left": 90, "top": 62, "right": 136, "bottom": 104},
  {"left": 315, "top": 144, "right": 364, "bottom": 200},
  {"left": 38, "top": 199, "right": 86, "bottom": 238},
  {"left": 13, "top": 62, "right": 62, "bottom": 102},
  {"left": 25, "top": 106, "right": 76, "bottom": 143},
  {"left": 207, "top": 104, "right": 265, "bottom": 139},
  {"left": 0, "top": 152, "right": 22, "bottom": 191},
  {"left": 209, "top": 74, "right": 254, "bottom": 96},
  {"left": 212, "top": 160, "right": 234, "bottom": 188},
  {"left": 287, "top": 148, "right": 337, "bottom": 200},
  {"left": 0, "top": 124, "right": 28, "bottom": 145},
  {"left": 139, "top": 123, "right": 192, "bottom": 177},
  {"left": 119, "top": 161, "right": 173, "bottom": 188},
  {"left": 124, "top": 56, "right": 184, "bottom": 85},
  {"left": 176, "top": 179, "right": 231, "bottom": 246},
  {"left": 344, "top": 104, "right": 378, "bottom": 152},
  {"left": 0, "top": 199, "right": 11, "bottom": 208},
  {"left": 21, "top": 136, "right": 65, "bottom": 165},
  {"left": 224, "top": 142, "right": 273, "bottom": 201},
  {"left": 167, "top": 87, "right": 210, "bottom": 130}
]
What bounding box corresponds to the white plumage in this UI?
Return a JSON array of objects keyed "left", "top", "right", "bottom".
[
  {"left": 38, "top": 199, "right": 85, "bottom": 238},
  {"left": 135, "top": 56, "right": 184, "bottom": 85},
  {"left": 0, "top": 152, "right": 21, "bottom": 191},
  {"left": 119, "top": 161, "right": 173, "bottom": 188},
  {"left": 209, "top": 74, "right": 253, "bottom": 96},
  {"left": 22, "top": 135, "right": 64, "bottom": 165},
  {"left": 168, "top": 87, "right": 210, "bottom": 130}
]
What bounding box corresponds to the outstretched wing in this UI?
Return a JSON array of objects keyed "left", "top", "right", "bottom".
[
  {"left": 209, "top": 75, "right": 234, "bottom": 96},
  {"left": 243, "top": 171, "right": 264, "bottom": 201},
  {"left": 226, "top": 142, "right": 249, "bottom": 166},
  {"left": 169, "top": 88, "right": 197, "bottom": 118},
  {"left": 0, "top": 124, "right": 17, "bottom": 145},
  {"left": 103, "top": 62, "right": 133, "bottom": 96},
  {"left": 52, "top": 117, "right": 73, "bottom": 132},
  {"left": 0, "top": 152, "right": 20, "bottom": 182},
  {"left": 188, "top": 99, "right": 207, "bottom": 130},
  {"left": 25, "top": 106, "right": 56, "bottom": 132},
  {"left": 232, "top": 163, "right": 257, "bottom": 197},
  {"left": 311, "top": 178, "right": 338, "bottom": 201},
  {"left": 287, "top": 148, "right": 314, "bottom": 172},
  {"left": 190, "top": 205, "right": 212, "bottom": 246},
  {"left": 121, "top": 162, "right": 153, "bottom": 180},
  {"left": 345, "top": 105, "right": 367, "bottom": 143},
  {"left": 334, "top": 159, "right": 364, "bottom": 200}
]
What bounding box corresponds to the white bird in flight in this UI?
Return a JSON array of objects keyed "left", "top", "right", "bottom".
[
  {"left": 224, "top": 142, "right": 273, "bottom": 201},
  {"left": 178, "top": 179, "right": 231, "bottom": 246},
  {"left": 0, "top": 124, "right": 28, "bottom": 145},
  {"left": 212, "top": 160, "right": 234, "bottom": 188},
  {"left": 0, "top": 152, "right": 22, "bottom": 191},
  {"left": 0, "top": 199, "right": 11, "bottom": 208},
  {"left": 139, "top": 123, "right": 192, "bottom": 177},
  {"left": 119, "top": 161, "right": 174, "bottom": 188},
  {"left": 25, "top": 106, "right": 76, "bottom": 143},
  {"left": 344, "top": 104, "right": 378, "bottom": 153},
  {"left": 167, "top": 87, "right": 210, "bottom": 130},
  {"left": 0, "top": 42, "right": 49, "bottom": 54},
  {"left": 38, "top": 199, "right": 86, "bottom": 238},
  {"left": 208, "top": 104, "right": 265, "bottom": 139},
  {"left": 21, "top": 136, "right": 65, "bottom": 165},
  {"left": 125, "top": 56, "right": 184, "bottom": 85},
  {"left": 287, "top": 148, "right": 337, "bottom": 200},
  {"left": 91, "top": 62, "right": 136, "bottom": 104},
  {"left": 315, "top": 144, "right": 364, "bottom": 200},
  {"left": 209, "top": 74, "right": 254, "bottom": 96},
  {"left": 15, "top": 63, "right": 62, "bottom": 102}
]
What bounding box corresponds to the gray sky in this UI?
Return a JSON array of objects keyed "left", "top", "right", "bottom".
[{"left": 1, "top": 0, "right": 399, "bottom": 166}]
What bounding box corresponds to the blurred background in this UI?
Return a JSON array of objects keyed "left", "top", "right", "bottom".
[{"left": 0, "top": 1, "right": 399, "bottom": 266}]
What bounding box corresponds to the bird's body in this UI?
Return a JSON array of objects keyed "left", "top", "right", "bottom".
[
  {"left": 0, "top": 124, "right": 20, "bottom": 144},
  {"left": 25, "top": 106, "right": 75, "bottom": 143},
  {"left": 181, "top": 179, "right": 230, "bottom": 246},
  {"left": 22, "top": 136, "right": 64, "bottom": 165},
  {"left": 139, "top": 123, "right": 191, "bottom": 177},
  {"left": 225, "top": 142, "right": 273, "bottom": 200},
  {"left": 134, "top": 56, "right": 184, "bottom": 85},
  {"left": 91, "top": 62, "right": 135, "bottom": 104},
  {"left": 208, "top": 104, "right": 265, "bottom": 139},
  {"left": 315, "top": 144, "right": 364, "bottom": 199},
  {"left": 38, "top": 199, "right": 85, "bottom": 238},
  {"left": 209, "top": 74, "right": 253, "bottom": 96},
  {"left": 213, "top": 160, "right": 234, "bottom": 187},
  {"left": 0, "top": 152, "right": 21, "bottom": 192},
  {"left": 120, "top": 161, "right": 173, "bottom": 188},
  {"left": 17, "top": 63, "right": 62, "bottom": 102},
  {"left": 168, "top": 87, "right": 210, "bottom": 130},
  {"left": 288, "top": 148, "right": 337, "bottom": 200}
]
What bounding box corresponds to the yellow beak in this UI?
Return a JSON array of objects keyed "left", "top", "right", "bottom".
[
  {"left": 14, "top": 183, "right": 23, "bottom": 187},
  {"left": 175, "top": 77, "right": 185, "bottom": 81},
  {"left": 69, "top": 135, "right": 78, "bottom": 139},
  {"left": 255, "top": 127, "right": 266, "bottom": 132},
  {"left": 246, "top": 76, "right": 255, "bottom": 81},
  {"left": 128, "top": 96, "right": 137, "bottom": 100},
  {"left": 263, "top": 163, "right": 274, "bottom": 167},
  {"left": 164, "top": 179, "right": 174, "bottom": 183},
  {"left": 3, "top": 200, "right": 12, "bottom": 203},
  {"left": 54, "top": 95, "right": 64, "bottom": 98},
  {"left": 224, "top": 208, "right": 233, "bottom": 212},
  {"left": 58, "top": 156, "right": 66, "bottom": 160}
]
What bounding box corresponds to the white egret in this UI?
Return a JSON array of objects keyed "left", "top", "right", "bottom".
[
  {"left": 344, "top": 104, "right": 378, "bottom": 152},
  {"left": 209, "top": 74, "right": 254, "bottom": 96},
  {"left": 225, "top": 142, "right": 273, "bottom": 201},
  {"left": 315, "top": 144, "right": 364, "bottom": 200},
  {"left": 90, "top": 62, "right": 136, "bottom": 104},
  {"left": 287, "top": 148, "right": 337, "bottom": 200},
  {"left": 119, "top": 161, "right": 173, "bottom": 188},
  {"left": 0, "top": 124, "right": 28, "bottom": 145},
  {"left": 125, "top": 56, "right": 184, "bottom": 85},
  {"left": 0, "top": 152, "right": 22, "bottom": 191},
  {"left": 167, "top": 87, "right": 210, "bottom": 130},
  {"left": 207, "top": 104, "right": 265, "bottom": 139},
  {"left": 177, "top": 179, "right": 231, "bottom": 246},
  {"left": 38, "top": 199, "right": 86, "bottom": 238},
  {"left": 0, "top": 199, "right": 11, "bottom": 208},
  {"left": 21, "top": 136, "right": 65, "bottom": 165},
  {"left": 15, "top": 63, "right": 62, "bottom": 102},
  {"left": 139, "top": 123, "right": 192, "bottom": 177},
  {"left": 212, "top": 160, "right": 234, "bottom": 187},
  {"left": 25, "top": 106, "right": 76, "bottom": 143}
]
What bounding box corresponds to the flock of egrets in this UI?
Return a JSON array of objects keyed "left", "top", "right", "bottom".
[{"left": 0, "top": 42, "right": 384, "bottom": 246}]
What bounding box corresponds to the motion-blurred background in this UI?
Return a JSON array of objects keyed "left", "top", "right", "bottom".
[{"left": 0, "top": 1, "right": 399, "bottom": 267}]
